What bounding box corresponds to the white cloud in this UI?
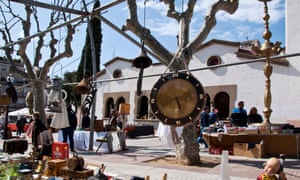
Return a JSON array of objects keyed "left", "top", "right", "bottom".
[
  {"left": 148, "top": 19, "right": 179, "bottom": 36},
  {"left": 137, "top": 0, "right": 168, "bottom": 16},
  {"left": 216, "top": 0, "right": 284, "bottom": 24},
  {"left": 148, "top": 0, "right": 284, "bottom": 38}
]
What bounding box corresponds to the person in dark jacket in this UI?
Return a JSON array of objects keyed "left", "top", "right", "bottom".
[
  {"left": 247, "top": 106, "right": 263, "bottom": 125},
  {"left": 62, "top": 105, "right": 77, "bottom": 152},
  {"left": 197, "top": 106, "right": 210, "bottom": 148},
  {"left": 32, "top": 112, "right": 47, "bottom": 148},
  {"left": 16, "top": 116, "right": 26, "bottom": 136},
  {"left": 81, "top": 108, "right": 90, "bottom": 129},
  {"left": 230, "top": 101, "right": 247, "bottom": 127}
]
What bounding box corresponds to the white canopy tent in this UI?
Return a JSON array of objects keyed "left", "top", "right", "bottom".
[
  {"left": 8, "top": 107, "right": 52, "bottom": 117},
  {"left": 8, "top": 107, "right": 32, "bottom": 117}
]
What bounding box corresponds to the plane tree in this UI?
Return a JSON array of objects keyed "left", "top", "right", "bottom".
[
  {"left": 0, "top": 0, "right": 87, "bottom": 123},
  {"left": 122, "top": 0, "right": 238, "bottom": 164}
]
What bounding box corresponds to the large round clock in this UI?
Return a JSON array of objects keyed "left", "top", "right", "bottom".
[{"left": 150, "top": 72, "right": 205, "bottom": 126}]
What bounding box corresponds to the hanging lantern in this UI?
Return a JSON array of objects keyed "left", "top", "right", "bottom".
[
  {"left": 132, "top": 44, "right": 152, "bottom": 96},
  {"left": 75, "top": 78, "right": 90, "bottom": 94}
]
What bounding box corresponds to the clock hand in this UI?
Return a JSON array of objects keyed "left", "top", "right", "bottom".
[{"left": 175, "top": 96, "right": 181, "bottom": 110}]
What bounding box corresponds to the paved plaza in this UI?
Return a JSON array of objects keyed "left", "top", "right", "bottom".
[
  {"left": 80, "top": 136, "right": 300, "bottom": 180},
  {"left": 1, "top": 133, "right": 300, "bottom": 180}
]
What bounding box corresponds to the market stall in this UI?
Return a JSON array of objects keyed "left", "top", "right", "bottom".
[
  {"left": 58, "top": 130, "right": 125, "bottom": 153},
  {"left": 203, "top": 130, "right": 300, "bottom": 158}
]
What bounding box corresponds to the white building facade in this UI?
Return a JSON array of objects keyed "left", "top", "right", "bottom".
[{"left": 94, "top": 1, "right": 300, "bottom": 125}]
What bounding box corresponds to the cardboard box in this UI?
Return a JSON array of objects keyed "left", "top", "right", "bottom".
[
  {"left": 48, "top": 159, "right": 67, "bottom": 176},
  {"left": 52, "top": 142, "right": 69, "bottom": 160},
  {"left": 233, "top": 143, "right": 265, "bottom": 158}
]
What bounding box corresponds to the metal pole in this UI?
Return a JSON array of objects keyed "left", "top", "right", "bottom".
[
  {"left": 83, "top": 0, "right": 98, "bottom": 151},
  {"left": 3, "top": 105, "right": 9, "bottom": 139}
]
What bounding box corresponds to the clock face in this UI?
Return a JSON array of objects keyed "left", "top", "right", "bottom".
[{"left": 150, "top": 72, "right": 205, "bottom": 126}]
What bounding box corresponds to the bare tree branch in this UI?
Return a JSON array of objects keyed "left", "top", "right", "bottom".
[
  {"left": 40, "top": 24, "right": 74, "bottom": 80},
  {"left": 16, "top": 4, "right": 35, "bottom": 78},
  {"left": 187, "top": 0, "right": 239, "bottom": 53},
  {"left": 160, "top": 0, "right": 179, "bottom": 20},
  {"left": 124, "top": 0, "right": 173, "bottom": 66},
  {"left": 10, "top": 0, "right": 87, "bottom": 15}
]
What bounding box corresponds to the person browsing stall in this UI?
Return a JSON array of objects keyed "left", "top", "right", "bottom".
[
  {"left": 32, "top": 112, "right": 47, "bottom": 148},
  {"left": 62, "top": 105, "right": 77, "bottom": 152},
  {"left": 81, "top": 108, "right": 91, "bottom": 129},
  {"left": 196, "top": 106, "right": 210, "bottom": 148},
  {"left": 209, "top": 108, "right": 219, "bottom": 125},
  {"left": 230, "top": 101, "right": 247, "bottom": 127},
  {"left": 247, "top": 106, "right": 263, "bottom": 125}
]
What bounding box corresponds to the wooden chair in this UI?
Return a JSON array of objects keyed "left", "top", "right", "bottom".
[{"left": 96, "top": 132, "right": 111, "bottom": 153}]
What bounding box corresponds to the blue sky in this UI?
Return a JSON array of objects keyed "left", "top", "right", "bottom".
[
  {"left": 92, "top": 0, "right": 285, "bottom": 72},
  {"left": 0, "top": 0, "right": 285, "bottom": 76}
]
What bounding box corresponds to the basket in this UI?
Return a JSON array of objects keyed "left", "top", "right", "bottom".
[{"left": 60, "top": 167, "right": 94, "bottom": 179}]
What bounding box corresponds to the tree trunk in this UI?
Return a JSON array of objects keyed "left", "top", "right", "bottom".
[
  {"left": 32, "top": 80, "right": 47, "bottom": 125},
  {"left": 176, "top": 122, "right": 200, "bottom": 165}
]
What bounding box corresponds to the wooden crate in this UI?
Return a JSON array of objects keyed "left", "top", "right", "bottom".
[
  {"left": 60, "top": 167, "right": 94, "bottom": 179},
  {"left": 48, "top": 159, "right": 67, "bottom": 176}
]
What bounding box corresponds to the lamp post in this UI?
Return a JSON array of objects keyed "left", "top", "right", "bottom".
[{"left": 252, "top": 0, "right": 282, "bottom": 127}]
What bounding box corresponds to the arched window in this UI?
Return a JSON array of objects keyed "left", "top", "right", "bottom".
[
  {"left": 207, "top": 55, "right": 222, "bottom": 66},
  {"left": 205, "top": 93, "right": 211, "bottom": 110},
  {"left": 214, "top": 92, "right": 230, "bottom": 120},
  {"left": 105, "top": 98, "right": 114, "bottom": 118},
  {"left": 116, "top": 97, "right": 126, "bottom": 112},
  {"left": 137, "top": 96, "right": 149, "bottom": 119}
]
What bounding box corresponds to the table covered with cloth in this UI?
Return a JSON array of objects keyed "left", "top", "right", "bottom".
[{"left": 58, "top": 130, "right": 125, "bottom": 153}]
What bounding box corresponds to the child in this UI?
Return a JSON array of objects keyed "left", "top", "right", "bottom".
[{"left": 257, "top": 157, "right": 287, "bottom": 180}]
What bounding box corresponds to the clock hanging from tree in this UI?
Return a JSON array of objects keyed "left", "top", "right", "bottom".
[{"left": 150, "top": 71, "right": 205, "bottom": 126}]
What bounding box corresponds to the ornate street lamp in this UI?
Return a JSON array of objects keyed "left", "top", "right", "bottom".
[{"left": 252, "top": 0, "right": 282, "bottom": 128}]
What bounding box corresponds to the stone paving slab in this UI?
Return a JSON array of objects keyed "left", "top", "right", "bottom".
[{"left": 1, "top": 132, "right": 300, "bottom": 180}]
